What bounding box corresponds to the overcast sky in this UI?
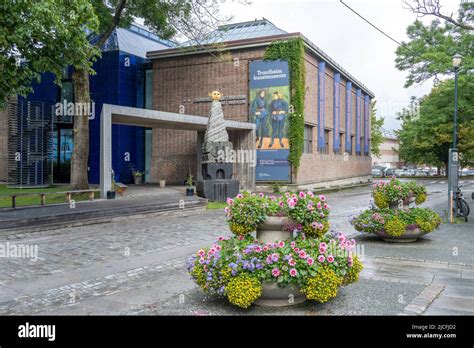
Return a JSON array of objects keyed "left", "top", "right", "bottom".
[{"left": 217, "top": 0, "right": 461, "bottom": 131}]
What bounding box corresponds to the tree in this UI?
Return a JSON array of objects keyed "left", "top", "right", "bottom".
[
  {"left": 396, "top": 75, "right": 474, "bottom": 171},
  {"left": 69, "top": 0, "right": 231, "bottom": 189},
  {"left": 370, "top": 100, "right": 384, "bottom": 157},
  {"left": 395, "top": 2, "right": 473, "bottom": 87},
  {"left": 404, "top": 0, "right": 473, "bottom": 30},
  {"left": 0, "top": 0, "right": 99, "bottom": 106}
]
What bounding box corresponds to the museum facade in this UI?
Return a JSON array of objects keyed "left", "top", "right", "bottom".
[{"left": 147, "top": 19, "right": 374, "bottom": 188}]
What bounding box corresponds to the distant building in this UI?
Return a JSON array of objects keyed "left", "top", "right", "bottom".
[{"left": 372, "top": 129, "right": 401, "bottom": 168}]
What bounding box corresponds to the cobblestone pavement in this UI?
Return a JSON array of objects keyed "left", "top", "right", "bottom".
[{"left": 0, "top": 180, "right": 472, "bottom": 315}]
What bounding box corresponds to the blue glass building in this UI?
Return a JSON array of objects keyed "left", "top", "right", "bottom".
[{"left": 23, "top": 24, "right": 172, "bottom": 185}]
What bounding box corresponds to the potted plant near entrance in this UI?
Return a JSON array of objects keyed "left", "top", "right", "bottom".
[
  {"left": 132, "top": 170, "right": 144, "bottom": 185},
  {"left": 187, "top": 191, "right": 363, "bottom": 309},
  {"left": 159, "top": 176, "right": 166, "bottom": 188},
  {"left": 107, "top": 176, "right": 116, "bottom": 200},
  {"left": 186, "top": 174, "right": 194, "bottom": 196}
]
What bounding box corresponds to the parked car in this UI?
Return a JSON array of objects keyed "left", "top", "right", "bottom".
[
  {"left": 394, "top": 169, "right": 406, "bottom": 177},
  {"left": 415, "top": 170, "right": 428, "bottom": 177},
  {"left": 372, "top": 168, "right": 383, "bottom": 177},
  {"left": 385, "top": 168, "right": 395, "bottom": 177}
]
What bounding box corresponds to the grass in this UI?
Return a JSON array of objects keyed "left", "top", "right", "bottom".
[
  {"left": 0, "top": 185, "right": 99, "bottom": 208},
  {"left": 206, "top": 201, "right": 227, "bottom": 210}
]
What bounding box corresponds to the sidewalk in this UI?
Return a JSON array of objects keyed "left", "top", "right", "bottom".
[{"left": 0, "top": 186, "right": 207, "bottom": 231}]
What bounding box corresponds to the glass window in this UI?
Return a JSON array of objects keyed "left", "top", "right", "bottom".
[
  {"left": 304, "top": 125, "right": 313, "bottom": 154},
  {"left": 145, "top": 69, "right": 153, "bottom": 110}
]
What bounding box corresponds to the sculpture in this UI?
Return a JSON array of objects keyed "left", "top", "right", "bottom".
[{"left": 197, "top": 90, "right": 239, "bottom": 201}]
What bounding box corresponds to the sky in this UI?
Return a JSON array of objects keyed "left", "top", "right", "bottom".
[{"left": 216, "top": 0, "right": 461, "bottom": 131}]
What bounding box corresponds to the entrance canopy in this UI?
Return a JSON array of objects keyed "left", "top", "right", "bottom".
[{"left": 100, "top": 104, "right": 255, "bottom": 197}]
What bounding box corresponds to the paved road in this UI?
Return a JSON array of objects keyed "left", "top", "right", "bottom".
[{"left": 0, "top": 179, "right": 472, "bottom": 315}]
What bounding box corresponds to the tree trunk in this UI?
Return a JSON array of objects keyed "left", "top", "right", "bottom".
[{"left": 70, "top": 68, "right": 90, "bottom": 190}]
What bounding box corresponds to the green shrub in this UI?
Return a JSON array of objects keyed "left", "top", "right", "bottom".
[
  {"left": 343, "top": 255, "right": 364, "bottom": 285},
  {"left": 384, "top": 216, "right": 406, "bottom": 237},
  {"left": 226, "top": 274, "right": 262, "bottom": 308},
  {"left": 301, "top": 267, "right": 342, "bottom": 303}
]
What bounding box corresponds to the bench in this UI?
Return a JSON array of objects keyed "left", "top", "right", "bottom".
[
  {"left": 1, "top": 189, "right": 100, "bottom": 208},
  {"left": 115, "top": 182, "right": 128, "bottom": 196}
]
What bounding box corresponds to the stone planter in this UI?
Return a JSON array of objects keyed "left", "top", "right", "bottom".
[
  {"left": 133, "top": 175, "right": 143, "bottom": 185},
  {"left": 159, "top": 180, "right": 166, "bottom": 188},
  {"left": 389, "top": 196, "right": 416, "bottom": 211},
  {"left": 254, "top": 215, "right": 306, "bottom": 307},
  {"left": 375, "top": 224, "right": 428, "bottom": 243}
]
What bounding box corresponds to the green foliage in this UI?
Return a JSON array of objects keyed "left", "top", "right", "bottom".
[
  {"left": 0, "top": 0, "right": 100, "bottom": 105},
  {"left": 264, "top": 38, "right": 305, "bottom": 171},
  {"left": 351, "top": 207, "right": 442, "bottom": 235},
  {"left": 397, "top": 76, "right": 474, "bottom": 168},
  {"left": 225, "top": 191, "right": 330, "bottom": 237},
  {"left": 226, "top": 274, "right": 262, "bottom": 308},
  {"left": 385, "top": 216, "right": 406, "bottom": 237},
  {"left": 395, "top": 2, "right": 474, "bottom": 88},
  {"left": 372, "top": 178, "right": 426, "bottom": 207},
  {"left": 271, "top": 181, "right": 281, "bottom": 194},
  {"left": 370, "top": 101, "right": 385, "bottom": 157},
  {"left": 301, "top": 267, "right": 342, "bottom": 303},
  {"left": 342, "top": 255, "right": 363, "bottom": 286}
]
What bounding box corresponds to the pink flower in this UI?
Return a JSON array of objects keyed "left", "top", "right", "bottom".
[
  {"left": 259, "top": 192, "right": 265, "bottom": 197},
  {"left": 316, "top": 201, "right": 322, "bottom": 210},
  {"left": 319, "top": 195, "right": 326, "bottom": 202},
  {"left": 318, "top": 255, "right": 325, "bottom": 263},
  {"left": 289, "top": 268, "right": 298, "bottom": 277},
  {"left": 294, "top": 247, "right": 300, "bottom": 252},
  {"left": 226, "top": 198, "right": 234, "bottom": 205},
  {"left": 215, "top": 245, "right": 221, "bottom": 251},
  {"left": 236, "top": 193, "right": 243, "bottom": 199},
  {"left": 279, "top": 201, "right": 284, "bottom": 207},
  {"left": 327, "top": 255, "right": 335, "bottom": 263},
  {"left": 278, "top": 241, "right": 285, "bottom": 248},
  {"left": 290, "top": 241, "right": 296, "bottom": 248},
  {"left": 311, "top": 221, "right": 318, "bottom": 229},
  {"left": 319, "top": 242, "right": 327, "bottom": 249},
  {"left": 319, "top": 247, "right": 326, "bottom": 254},
  {"left": 299, "top": 250, "right": 307, "bottom": 259},
  {"left": 224, "top": 207, "right": 229, "bottom": 213},
  {"left": 299, "top": 191, "right": 306, "bottom": 198},
  {"left": 307, "top": 204, "right": 314, "bottom": 211},
  {"left": 272, "top": 268, "right": 281, "bottom": 277},
  {"left": 263, "top": 246, "right": 269, "bottom": 251},
  {"left": 238, "top": 235, "right": 244, "bottom": 241},
  {"left": 307, "top": 191, "right": 314, "bottom": 197},
  {"left": 197, "top": 249, "right": 205, "bottom": 257},
  {"left": 323, "top": 203, "right": 329, "bottom": 210},
  {"left": 218, "top": 236, "right": 225, "bottom": 241},
  {"left": 285, "top": 192, "right": 291, "bottom": 197},
  {"left": 255, "top": 246, "right": 262, "bottom": 253},
  {"left": 289, "top": 259, "right": 296, "bottom": 266},
  {"left": 307, "top": 257, "right": 314, "bottom": 266}
]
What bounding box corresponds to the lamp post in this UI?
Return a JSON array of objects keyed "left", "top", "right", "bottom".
[{"left": 448, "top": 53, "right": 462, "bottom": 223}]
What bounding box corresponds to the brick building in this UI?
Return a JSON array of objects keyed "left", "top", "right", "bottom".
[{"left": 147, "top": 19, "right": 374, "bottom": 188}]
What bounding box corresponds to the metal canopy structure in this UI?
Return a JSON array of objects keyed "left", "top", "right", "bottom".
[{"left": 100, "top": 104, "right": 255, "bottom": 197}]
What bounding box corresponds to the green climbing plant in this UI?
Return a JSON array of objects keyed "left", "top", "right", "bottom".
[{"left": 263, "top": 38, "right": 306, "bottom": 172}]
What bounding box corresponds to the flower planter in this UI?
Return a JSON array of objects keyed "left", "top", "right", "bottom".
[
  {"left": 388, "top": 196, "right": 415, "bottom": 210},
  {"left": 374, "top": 224, "right": 427, "bottom": 243},
  {"left": 133, "top": 175, "right": 143, "bottom": 185},
  {"left": 256, "top": 215, "right": 292, "bottom": 243},
  {"left": 159, "top": 180, "right": 166, "bottom": 188},
  {"left": 186, "top": 187, "right": 194, "bottom": 196},
  {"left": 255, "top": 215, "right": 306, "bottom": 307}
]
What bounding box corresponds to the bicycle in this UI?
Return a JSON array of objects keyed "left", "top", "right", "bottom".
[{"left": 453, "top": 186, "right": 470, "bottom": 222}]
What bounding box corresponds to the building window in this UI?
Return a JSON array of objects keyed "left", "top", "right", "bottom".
[
  {"left": 339, "top": 133, "right": 345, "bottom": 155},
  {"left": 323, "top": 129, "right": 330, "bottom": 154},
  {"left": 304, "top": 125, "right": 313, "bottom": 154},
  {"left": 351, "top": 135, "right": 355, "bottom": 156}
]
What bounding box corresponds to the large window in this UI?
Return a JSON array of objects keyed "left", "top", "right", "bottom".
[{"left": 304, "top": 125, "right": 313, "bottom": 154}]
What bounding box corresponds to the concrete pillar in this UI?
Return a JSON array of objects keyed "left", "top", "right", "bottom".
[{"left": 100, "top": 105, "right": 112, "bottom": 198}]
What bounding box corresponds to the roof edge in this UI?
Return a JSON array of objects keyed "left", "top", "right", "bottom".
[{"left": 147, "top": 33, "right": 374, "bottom": 98}]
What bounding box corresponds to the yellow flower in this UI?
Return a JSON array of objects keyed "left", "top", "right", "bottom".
[
  {"left": 226, "top": 274, "right": 262, "bottom": 308},
  {"left": 302, "top": 267, "right": 342, "bottom": 303}
]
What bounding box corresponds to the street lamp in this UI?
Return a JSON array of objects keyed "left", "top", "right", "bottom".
[
  {"left": 452, "top": 54, "right": 462, "bottom": 150},
  {"left": 448, "top": 53, "right": 462, "bottom": 223}
]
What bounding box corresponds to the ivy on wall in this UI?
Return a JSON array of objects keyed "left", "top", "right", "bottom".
[{"left": 263, "top": 38, "right": 306, "bottom": 173}]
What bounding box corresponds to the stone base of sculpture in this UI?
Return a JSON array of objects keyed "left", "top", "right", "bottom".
[{"left": 196, "top": 178, "right": 239, "bottom": 202}]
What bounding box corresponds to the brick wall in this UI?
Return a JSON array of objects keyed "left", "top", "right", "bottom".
[
  {"left": 151, "top": 48, "right": 264, "bottom": 184},
  {"left": 151, "top": 45, "right": 372, "bottom": 185}
]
